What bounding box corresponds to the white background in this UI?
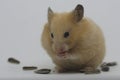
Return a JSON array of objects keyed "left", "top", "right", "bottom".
[{"left": 0, "top": 0, "right": 120, "bottom": 80}]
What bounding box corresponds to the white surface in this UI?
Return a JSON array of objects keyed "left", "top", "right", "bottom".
[{"left": 0, "top": 0, "right": 120, "bottom": 80}]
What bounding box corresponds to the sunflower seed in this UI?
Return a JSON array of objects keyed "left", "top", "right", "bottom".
[
  {"left": 101, "top": 66, "right": 109, "bottom": 72},
  {"left": 106, "top": 62, "right": 117, "bottom": 66},
  {"left": 23, "top": 66, "right": 37, "bottom": 70},
  {"left": 34, "top": 69, "right": 51, "bottom": 74},
  {"left": 8, "top": 57, "right": 20, "bottom": 64}
]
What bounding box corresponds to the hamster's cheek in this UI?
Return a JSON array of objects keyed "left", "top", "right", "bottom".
[
  {"left": 51, "top": 44, "right": 56, "bottom": 52},
  {"left": 64, "top": 44, "right": 69, "bottom": 51}
]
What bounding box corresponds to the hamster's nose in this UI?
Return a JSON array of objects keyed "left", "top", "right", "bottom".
[
  {"left": 55, "top": 46, "right": 65, "bottom": 53},
  {"left": 59, "top": 48, "right": 64, "bottom": 52}
]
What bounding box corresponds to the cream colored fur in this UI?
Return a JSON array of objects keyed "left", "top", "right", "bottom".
[{"left": 41, "top": 6, "right": 105, "bottom": 72}]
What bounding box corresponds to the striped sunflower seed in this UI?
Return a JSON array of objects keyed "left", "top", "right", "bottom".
[
  {"left": 8, "top": 57, "right": 20, "bottom": 64},
  {"left": 23, "top": 66, "right": 37, "bottom": 70},
  {"left": 34, "top": 69, "right": 51, "bottom": 74}
]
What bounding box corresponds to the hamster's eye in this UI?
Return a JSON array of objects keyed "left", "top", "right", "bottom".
[
  {"left": 64, "top": 32, "right": 69, "bottom": 38},
  {"left": 51, "top": 33, "right": 54, "bottom": 38}
]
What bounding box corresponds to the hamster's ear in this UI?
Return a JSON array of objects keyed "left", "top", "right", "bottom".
[
  {"left": 48, "top": 7, "right": 54, "bottom": 23},
  {"left": 73, "top": 4, "right": 84, "bottom": 22}
]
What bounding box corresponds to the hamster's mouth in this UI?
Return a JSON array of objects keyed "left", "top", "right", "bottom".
[
  {"left": 58, "top": 51, "right": 68, "bottom": 56},
  {"left": 57, "top": 49, "right": 71, "bottom": 57}
]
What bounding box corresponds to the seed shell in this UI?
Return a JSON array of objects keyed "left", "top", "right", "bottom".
[
  {"left": 8, "top": 57, "right": 20, "bottom": 64},
  {"left": 23, "top": 66, "right": 37, "bottom": 70},
  {"left": 34, "top": 69, "right": 51, "bottom": 74},
  {"left": 101, "top": 66, "right": 109, "bottom": 72},
  {"left": 106, "top": 62, "right": 117, "bottom": 66}
]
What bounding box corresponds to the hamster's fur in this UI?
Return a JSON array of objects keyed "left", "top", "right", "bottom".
[{"left": 41, "top": 4, "right": 105, "bottom": 72}]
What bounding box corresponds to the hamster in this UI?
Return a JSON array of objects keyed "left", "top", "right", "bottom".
[{"left": 41, "top": 4, "right": 105, "bottom": 73}]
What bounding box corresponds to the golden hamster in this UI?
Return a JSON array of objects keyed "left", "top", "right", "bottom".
[{"left": 41, "top": 4, "right": 105, "bottom": 72}]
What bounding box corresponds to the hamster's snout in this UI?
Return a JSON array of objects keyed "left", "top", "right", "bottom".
[
  {"left": 53, "top": 44, "right": 69, "bottom": 55},
  {"left": 57, "top": 47, "right": 66, "bottom": 54},
  {"left": 56, "top": 45, "right": 67, "bottom": 53}
]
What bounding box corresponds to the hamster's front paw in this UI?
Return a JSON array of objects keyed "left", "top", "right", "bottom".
[
  {"left": 55, "top": 66, "right": 67, "bottom": 73},
  {"left": 80, "top": 67, "right": 94, "bottom": 72},
  {"left": 80, "top": 67, "right": 100, "bottom": 74}
]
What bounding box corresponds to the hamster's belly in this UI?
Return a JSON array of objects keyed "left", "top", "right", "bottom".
[{"left": 62, "top": 60, "right": 82, "bottom": 69}]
